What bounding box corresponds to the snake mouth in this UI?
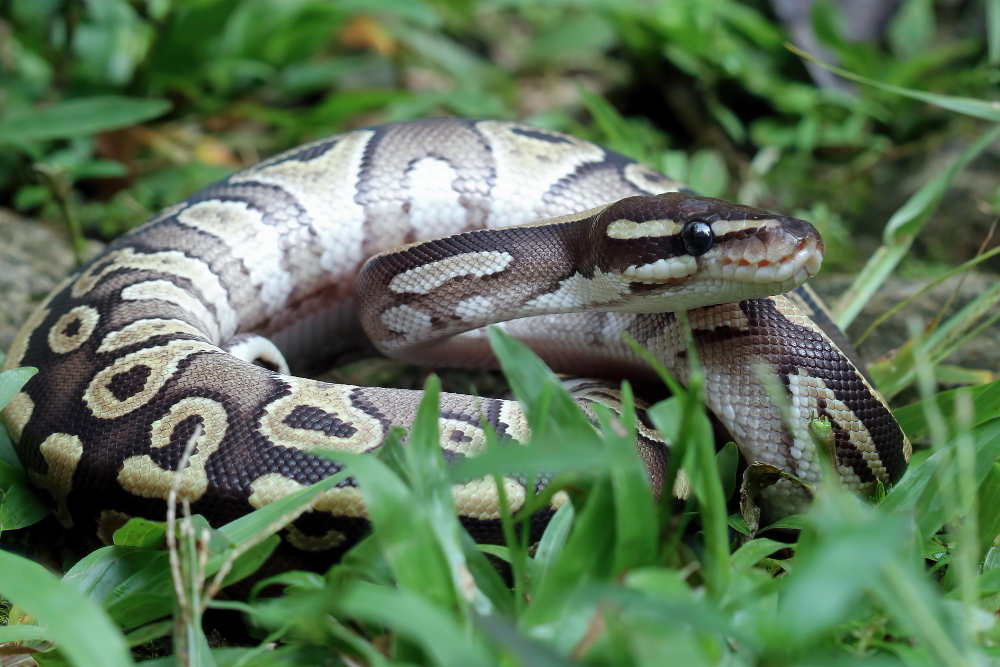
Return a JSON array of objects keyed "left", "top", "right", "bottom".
[
  {"left": 621, "top": 236, "right": 823, "bottom": 289},
  {"left": 716, "top": 236, "right": 824, "bottom": 285}
]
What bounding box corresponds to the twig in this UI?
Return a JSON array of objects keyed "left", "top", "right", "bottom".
[{"left": 166, "top": 424, "right": 203, "bottom": 666}]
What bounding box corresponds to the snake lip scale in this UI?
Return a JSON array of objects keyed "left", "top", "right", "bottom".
[{"left": 0, "top": 118, "right": 910, "bottom": 569}]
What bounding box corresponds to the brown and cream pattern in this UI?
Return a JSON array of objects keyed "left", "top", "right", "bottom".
[{"left": 0, "top": 118, "right": 909, "bottom": 571}]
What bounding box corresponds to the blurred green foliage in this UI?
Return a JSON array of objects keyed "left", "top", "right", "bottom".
[{"left": 1, "top": 0, "right": 997, "bottom": 272}]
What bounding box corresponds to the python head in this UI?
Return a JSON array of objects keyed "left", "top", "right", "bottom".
[{"left": 591, "top": 192, "right": 825, "bottom": 311}]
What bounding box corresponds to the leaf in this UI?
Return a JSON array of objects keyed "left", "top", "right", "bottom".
[
  {"left": 531, "top": 499, "right": 575, "bottom": 594},
  {"left": 730, "top": 538, "right": 789, "bottom": 572},
  {"left": 716, "top": 441, "right": 739, "bottom": 501},
  {"left": 0, "top": 367, "right": 37, "bottom": 411},
  {"left": 895, "top": 380, "right": 1000, "bottom": 441},
  {"left": 336, "top": 581, "right": 491, "bottom": 665},
  {"left": 0, "top": 549, "right": 133, "bottom": 666},
  {"left": 0, "top": 459, "right": 49, "bottom": 532},
  {"left": 112, "top": 517, "right": 167, "bottom": 549},
  {"left": 879, "top": 418, "right": 1000, "bottom": 540},
  {"left": 0, "top": 97, "right": 172, "bottom": 143}
]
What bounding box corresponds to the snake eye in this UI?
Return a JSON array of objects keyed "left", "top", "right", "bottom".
[{"left": 681, "top": 221, "right": 713, "bottom": 256}]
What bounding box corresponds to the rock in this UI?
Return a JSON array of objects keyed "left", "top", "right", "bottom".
[
  {"left": 811, "top": 273, "right": 1000, "bottom": 373},
  {"left": 0, "top": 209, "right": 103, "bottom": 354}
]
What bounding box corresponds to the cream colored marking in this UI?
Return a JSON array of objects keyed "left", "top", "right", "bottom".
[
  {"left": 117, "top": 397, "right": 229, "bottom": 502},
  {"left": 2, "top": 392, "right": 34, "bottom": 445},
  {"left": 380, "top": 304, "right": 433, "bottom": 340},
  {"left": 787, "top": 371, "right": 884, "bottom": 481},
  {"left": 388, "top": 251, "right": 514, "bottom": 295},
  {"left": 524, "top": 270, "right": 627, "bottom": 312},
  {"left": 249, "top": 473, "right": 369, "bottom": 518},
  {"left": 3, "top": 306, "right": 51, "bottom": 371},
  {"left": 605, "top": 219, "right": 682, "bottom": 239},
  {"left": 70, "top": 248, "right": 237, "bottom": 339},
  {"left": 258, "top": 377, "right": 384, "bottom": 454},
  {"left": 478, "top": 121, "right": 607, "bottom": 227},
  {"left": 710, "top": 219, "right": 777, "bottom": 236},
  {"left": 454, "top": 295, "right": 494, "bottom": 322},
  {"left": 175, "top": 200, "right": 293, "bottom": 315},
  {"left": 452, "top": 476, "right": 526, "bottom": 519},
  {"left": 498, "top": 401, "right": 531, "bottom": 443},
  {"left": 96, "top": 509, "right": 133, "bottom": 545},
  {"left": 98, "top": 319, "right": 207, "bottom": 353},
  {"left": 224, "top": 335, "right": 290, "bottom": 375},
  {"left": 623, "top": 163, "right": 684, "bottom": 195},
  {"left": 550, "top": 489, "right": 570, "bottom": 510},
  {"left": 230, "top": 131, "right": 373, "bottom": 279},
  {"left": 439, "top": 418, "right": 488, "bottom": 456},
  {"left": 122, "top": 281, "right": 221, "bottom": 342},
  {"left": 687, "top": 303, "right": 750, "bottom": 332},
  {"left": 84, "top": 339, "right": 219, "bottom": 420},
  {"left": 404, "top": 157, "right": 467, "bottom": 240},
  {"left": 623, "top": 255, "right": 697, "bottom": 281},
  {"left": 47, "top": 305, "right": 100, "bottom": 354},
  {"left": 27, "top": 433, "right": 83, "bottom": 527}
]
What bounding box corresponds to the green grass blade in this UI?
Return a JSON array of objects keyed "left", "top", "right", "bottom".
[
  {"left": 988, "top": 0, "right": 1000, "bottom": 65},
  {"left": 895, "top": 379, "right": 1000, "bottom": 441},
  {"left": 337, "top": 581, "right": 492, "bottom": 665},
  {"left": 787, "top": 44, "right": 1000, "bottom": 122},
  {"left": 833, "top": 125, "right": 1000, "bottom": 328},
  {"left": 880, "top": 418, "right": 1000, "bottom": 540},
  {"left": 0, "top": 367, "right": 37, "bottom": 411},
  {"left": 0, "top": 97, "right": 172, "bottom": 143},
  {"left": 0, "top": 549, "right": 134, "bottom": 666}
]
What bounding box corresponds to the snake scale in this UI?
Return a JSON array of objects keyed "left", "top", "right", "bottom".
[{"left": 1, "top": 118, "right": 911, "bottom": 570}]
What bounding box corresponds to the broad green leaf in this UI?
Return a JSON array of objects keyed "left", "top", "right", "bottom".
[
  {"left": 112, "top": 517, "right": 167, "bottom": 549},
  {"left": 337, "top": 581, "right": 492, "bottom": 665},
  {"left": 0, "top": 367, "right": 37, "bottom": 411},
  {"left": 0, "top": 549, "right": 133, "bottom": 666},
  {"left": 0, "top": 458, "right": 48, "bottom": 532},
  {"left": 530, "top": 499, "right": 575, "bottom": 594},
  {"left": 0, "top": 97, "right": 172, "bottom": 143},
  {"left": 730, "top": 538, "right": 789, "bottom": 572}
]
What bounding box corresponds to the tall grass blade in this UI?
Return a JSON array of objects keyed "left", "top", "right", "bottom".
[{"left": 834, "top": 125, "right": 1000, "bottom": 328}]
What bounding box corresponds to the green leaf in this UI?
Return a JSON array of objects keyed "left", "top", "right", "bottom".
[
  {"left": 880, "top": 418, "right": 1000, "bottom": 540},
  {"left": 531, "top": 499, "right": 575, "bottom": 594},
  {"left": 730, "top": 538, "right": 789, "bottom": 572},
  {"left": 0, "top": 97, "right": 172, "bottom": 143},
  {"left": 337, "top": 581, "right": 491, "bottom": 665},
  {"left": 112, "top": 517, "right": 167, "bottom": 549},
  {"left": 895, "top": 379, "right": 1000, "bottom": 441},
  {"left": 716, "top": 441, "right": 739, "bottom": 501},
  {"left": 0, "top": 549, "right": 133, "bottom": 666},
  {"left": 0, "top": 367, "right": 37, "bottom": 411},
  {"left": 0, "top": 458, "right": 49, "bottom": 532}
]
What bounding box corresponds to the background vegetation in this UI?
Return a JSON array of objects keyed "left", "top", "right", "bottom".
[{"left": 1, "top": 0, "right": 999, "bottom": 664}]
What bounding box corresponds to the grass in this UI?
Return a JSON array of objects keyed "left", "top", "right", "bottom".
[{"left": 1, "top": 0, "right": 1000, "bottom": 664}]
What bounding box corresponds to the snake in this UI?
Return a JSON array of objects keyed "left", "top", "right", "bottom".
[{"left": 1, "top": 118, "right": 911, "bottom": 570}]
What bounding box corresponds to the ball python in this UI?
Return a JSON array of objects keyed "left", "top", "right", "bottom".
[{"left": 1, "top": 118, "right": 911, "bottom": 570}]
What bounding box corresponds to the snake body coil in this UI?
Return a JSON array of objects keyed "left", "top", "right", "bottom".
[{"left": 1, "top": 119, "right": 910, "bottom": 567}]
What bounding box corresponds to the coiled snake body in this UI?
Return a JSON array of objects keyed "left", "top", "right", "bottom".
[{"left": 1, "top": 119, "right": 910, "bottom": 567}]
